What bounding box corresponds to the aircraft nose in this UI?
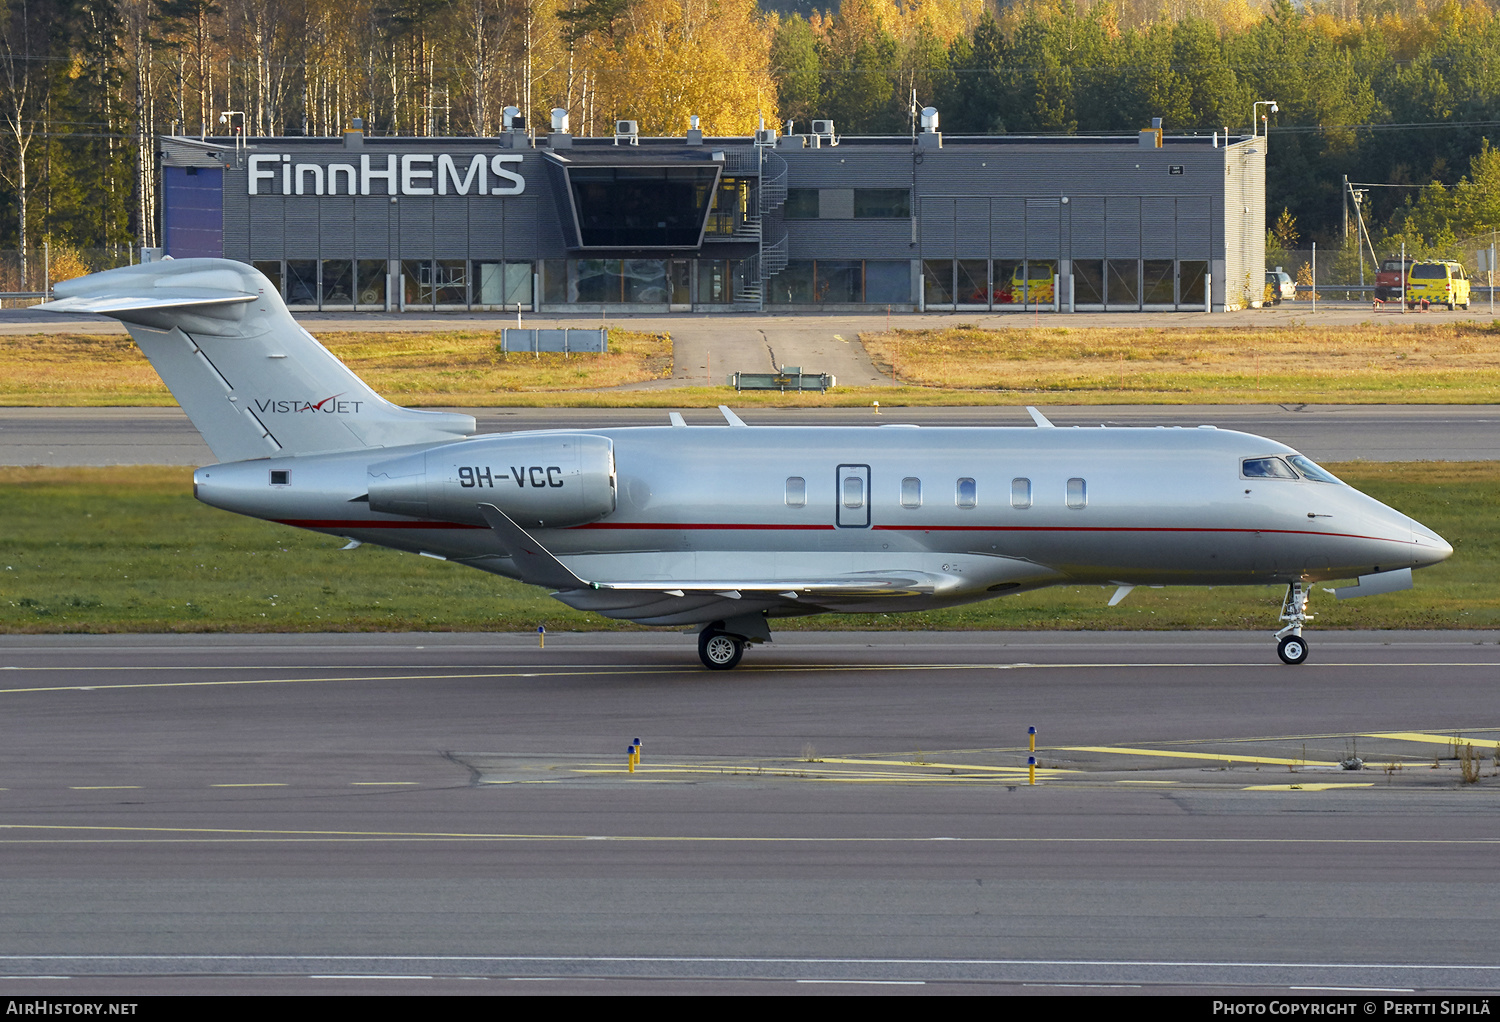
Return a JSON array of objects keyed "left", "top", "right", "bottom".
[{"left": 1411, "top": 520, "right": 1453, "bottom": 567}]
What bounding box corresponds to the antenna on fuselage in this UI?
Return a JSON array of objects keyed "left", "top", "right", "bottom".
[{"left": 1025, "top": 406, "right": 1056, "bottom": 428}]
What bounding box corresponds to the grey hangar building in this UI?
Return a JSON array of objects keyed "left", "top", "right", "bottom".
[{"left": 159, "top": 117, "right": 1266, "bottom": 315}]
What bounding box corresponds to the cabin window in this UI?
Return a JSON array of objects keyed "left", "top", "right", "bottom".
[
  {"left": 785, "top": 476, "right": 806, "bottom": 508},
  {"left": 1066, "top": 477, "right": 1087, "bottom": 509},
  {"left": 956, "top": 477, "right": 977, "bottom": 508},
  {"left": 270, "top": 470, "right": 289, "bottom": 486},
  {"left": 842, "top": 475, "right": 865, "bottom": 508},
  {"left": 1242, "top": 457, "right": 1298, "bottom": 480},
  {"left": 901, "top": 477, "right": 922, "bottom": 508},
  {"left": 1011, "top": 477, "right": 1032, "bottom": 509},
  {"left": 1287, "top": 455, "right": 1343, "bottom": 484}
]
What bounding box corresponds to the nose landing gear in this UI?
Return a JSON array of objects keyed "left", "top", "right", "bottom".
[{"left": 1274, "top": 581, "right": 1313, "bottom": 665}]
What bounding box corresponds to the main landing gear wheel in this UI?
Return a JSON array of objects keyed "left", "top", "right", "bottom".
[
  {"left": 1277, "top": 634, "right": 1309, "bottom": 665},
  {"left": 698, "top": 629, "right": 744, "bottom": 671}
]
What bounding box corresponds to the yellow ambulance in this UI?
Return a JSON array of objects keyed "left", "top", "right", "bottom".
[{"left": 1405, "top": 261, "right": 1471, "bottom": 309}]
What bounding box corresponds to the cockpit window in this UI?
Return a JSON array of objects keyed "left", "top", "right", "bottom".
[
  {"left": 1241, "top": 457, "right": 1298, "bottom": 479},
  {"left": 1287, "top": 455, "right": 1343, "bottom": 484}
]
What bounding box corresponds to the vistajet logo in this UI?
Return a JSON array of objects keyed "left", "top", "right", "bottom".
[{"left": 254, "top": 395, "right": 363, "bottom": 414}]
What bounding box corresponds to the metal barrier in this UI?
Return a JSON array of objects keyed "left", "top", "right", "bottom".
[
  {"left": 500, "top": 327, "right": 608, "bottom": 353},
  {"left": 731, "top": 366, "right": 834, "bottom": 392}
]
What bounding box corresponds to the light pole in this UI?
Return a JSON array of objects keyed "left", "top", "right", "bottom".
[
  {"left": 219, "top": 110, "right": 245, "bottom": 161},
  {"left": 1252, "top": 100, "right": 1279, "bottom": 138}
]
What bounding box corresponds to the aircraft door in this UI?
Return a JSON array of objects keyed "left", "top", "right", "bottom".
[{"left": 836, "top": 464, "right": 871, "bottom": 528}]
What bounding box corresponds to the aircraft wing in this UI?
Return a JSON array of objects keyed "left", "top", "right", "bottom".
[{"left": 475, "top": 503, "right": 941, "bottom": 597}]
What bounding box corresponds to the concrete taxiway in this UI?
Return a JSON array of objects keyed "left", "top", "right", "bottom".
[
  {"left": 3, "top": 404, "right": 1497, "bottom": 466},
  {"left": 0, "top": 631, "right": 1496, "bottom": 995}
]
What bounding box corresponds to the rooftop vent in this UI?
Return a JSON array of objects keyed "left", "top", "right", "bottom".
[
  {"left": 614, "top": 120, "right": 639, "bottom": 145},
  {"left": 919, "top": 107, "right": 939, "bottom": 132},
  {"left": 550, "top": 108, "right": 569, "bottom": 133}
]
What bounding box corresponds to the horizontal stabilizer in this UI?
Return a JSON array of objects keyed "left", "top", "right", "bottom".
[{"left": 37, "top": 289, "right": 257, "bottom": 315}]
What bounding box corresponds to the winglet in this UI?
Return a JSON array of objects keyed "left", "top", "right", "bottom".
[
  {"left": 718, "top": 405, "right": 748, "bottom": 427},
  {"left": 476, "top": 503, "right": 592, "bottom": 590},
  {"left": 1026, "top": 406, "right": 1055, "bottom": 428}
]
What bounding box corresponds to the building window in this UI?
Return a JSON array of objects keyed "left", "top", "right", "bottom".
[
  {"left": 706, "top": 177, "right": 755, "bottom": 236},
  {"left": 956, "top": 477, "right": 977, "bottom": 508},
  {"left": 854, "top": 189, "right": 910, "bottom": 218},
  {"left": 785, "top": 476, "right": 806, "bottom": 508},
  {"left": 698, "top": 259, "right": 736, "bottom": 304},
  {"left": 357, "top": 260, "right": 386, "bottom": 307},
  {"left": 1074, "top": 260, "right": 1104, "bottom": 304},
  {"left": 320, "top": 259, "right": 353, "bottom": 305},
  {"left": 901, "top": 477, "right": 921, "bottom": 508},
  {"left": 784, "top": 188, "right": 818, "bottom": 219},
  {"left": 1143, "top": 260, "right": 1175, "bottom": 304},
  {"left": 1107, "top": 260, "right": 1139, "bottom": 306},
  {"left": 922, "top": 260, "right": 953, "bottom": 305},
  {"left": 475, "top": 262, "right": 532, "bottom": 306},
  {"left": 1067, "top": 477, "right": 1087, "bottom": 509},
  {"left": 286, "top": 260, "right": 317, "bottom": 306},
  {"left": 957, "top": 260, "right": 989, "bottom": 305},
  {"left": 1179, "top": 261, "right": 1207, "bottom": 305},
  {"left": 566, "top": 165, "right": 718, "bottom": 247},
  {"left": 434, "top": 260, "right": 467, "bottom": 305},
  {"left": 401, "top": 259, "right": 433, "bottom": 306},
  {"left": 1011, "top": 477, "right": 1032, "bottom": 509},
  {"left": 767, "top": 260, "right": 911, "bottom": 305}
]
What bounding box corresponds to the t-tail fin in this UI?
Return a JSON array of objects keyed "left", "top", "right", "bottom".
[{"left": 39, "top": 259, "right": 474, "bottom": 462}]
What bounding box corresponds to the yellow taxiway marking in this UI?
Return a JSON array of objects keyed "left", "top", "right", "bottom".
[
  {"left": 350, "top": 782, "right": 419, "bottom": 786},
  {"left": 67, "top": 786, "right": 140, "bottom": 790},
  {"left": 1242, "top": 783, "right": 1376, "bottom": 791},
  {"left": 1056, "top": 746, "right": 1338, "bottom": 768},
  {"left": 815, "top": 756, "right": 1075, "bottom": 773},
  {"left": 209, "top": 783, "right": 287, "bottom": 788},
  {"left": 1365, "top": 732, "right": 1500, "bottom": 750},
  {"left": 0, "top": 822, "right": 1496, "bottom": 845}
]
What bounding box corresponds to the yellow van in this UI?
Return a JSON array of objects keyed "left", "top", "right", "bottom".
[
  {"left": 1405, "top": 261, "right": 1470, "bottom": 309},
  {"left": 1008, "top": 262, "right": 1055, "bottom": 304}
]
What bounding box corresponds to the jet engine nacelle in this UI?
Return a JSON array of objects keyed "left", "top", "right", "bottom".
[{"left": 368, "top": 433, "right": 615, "bottom": 528}]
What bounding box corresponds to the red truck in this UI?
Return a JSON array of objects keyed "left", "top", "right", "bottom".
[{"left": 1375, "top": 255, "right": 1414, "bottom": 302}]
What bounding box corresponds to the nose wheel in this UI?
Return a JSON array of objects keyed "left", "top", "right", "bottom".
[
  {"left": 1273, "top": 581, "right": 1314, "bottom": 666},
  {"left": 698, "top": 628, "right": 744, "bottom": 670},
  {"left": 1277, "top": 634, "right": 1309, "bottom": 665}
]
